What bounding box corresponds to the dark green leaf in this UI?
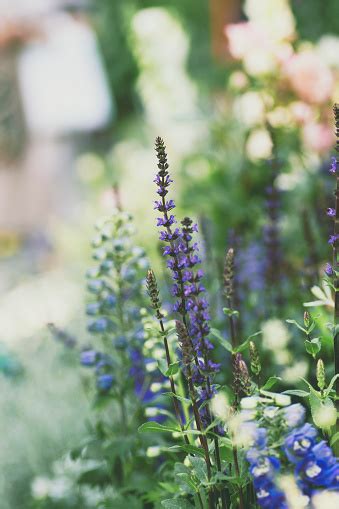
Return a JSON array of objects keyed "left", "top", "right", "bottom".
[
  {"left": 262, "top": 376, "right": 282, "bottom": 390},
  {"left": 168, "top": 445, "right": 205, "bottom": 458}
]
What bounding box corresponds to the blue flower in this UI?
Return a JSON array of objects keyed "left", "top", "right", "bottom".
[
  {"left": 87, "top": 279, "right": 104, "bottom": 293},
  {"left": 283, "top": 403, "right": 306, "bottom": 428},
  {"left": 86, "top": 303, "right": 101, "bottom": 315},
  {"left": 296, "top": 441, "right": 338, "bottom": 487},
  {"left": 284, "top": 423, "right": 318, "bottom": 464},
  {"left": 250, "top": 455, "right": 281, "bottom": 485},
  {"left": 80, "top": 349, "right": 97, "bottom": 366},
  {"left": 115, "top": 335, "right": 128, "bottom": 350},
  {"left": 97, "top": 374, "right": 114, "bottom": 391},
  {"left": 87, "top": 317, "right": 113, "bottom": 333},
  {"left": 242, "top": 423, "right": 267, "bottom": 451},
  {"left": 102, "top": 294, "right": 116, "bottom": 309},
  {"left": 255, "top": 481, "right": 287, "bottom": 509}
]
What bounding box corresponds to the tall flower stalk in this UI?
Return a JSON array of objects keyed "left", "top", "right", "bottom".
[
  {"left": 224, "top": 247, "right": 245, "bottom": 509},
  {"left": 153, "top": 137, "right": 228, "bottom": 509},
  {"left": 328, "top": 104, "right": 339, "bottom": 452}
]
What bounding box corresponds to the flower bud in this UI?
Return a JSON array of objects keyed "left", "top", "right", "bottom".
[
  {"left": 316, "top": 359, "right": 326, "bottom": 391},
  {"left": 303, "top": 311, "right": 311, "bottom": 329},
  {"left": 249, "top": 341, "right": 261, "bottom": 376}
]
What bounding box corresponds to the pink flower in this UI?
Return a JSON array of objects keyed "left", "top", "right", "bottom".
[
  {"left": 303, "top": 122, "right": 334, "bottom": 154},
  {"left": 225, "top": 22, "right": 266, "bottom": 60},
  {"left": 284, "top": 51, "right": 334, "bottom": 104},
  {"left": 290, "top": 102, "right": 313, "bottom": 125}
]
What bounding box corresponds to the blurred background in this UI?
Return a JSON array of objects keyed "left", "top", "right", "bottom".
[{"left": 0, "top": 0, "right": 338, "bottom": 507}]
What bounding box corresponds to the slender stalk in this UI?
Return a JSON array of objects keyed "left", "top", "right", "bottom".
[
  {"left": 161, "top": 324, "right": 189, "bottom": 443},
  {"left": 224, "top": 248, "right": 244, "bottom": 509},
  {"left": 197, "top": 491, "right": 204, "bottom": 509},
  {"left": 332, "top": 104, "right": 339, "bottom": 455},
  {"left": 146, "top": 270, "right": 189, "bottom": 443}
]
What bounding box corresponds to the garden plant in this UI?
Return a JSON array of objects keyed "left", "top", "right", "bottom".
[{"left": 31, "top": 106, "right": 339, "bottom": 509}]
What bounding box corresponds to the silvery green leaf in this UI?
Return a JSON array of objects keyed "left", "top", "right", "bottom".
[
  {"left": 190, "top": 456, "right": 208, "bottom": 483},
  {"left": 282, "top": 389, "right": 309, "bottom": 398},
  {"left": 161, "top": 499, "right": 194, "bottom": 509}
]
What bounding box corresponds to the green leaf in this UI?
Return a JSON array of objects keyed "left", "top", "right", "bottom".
[
  {"left": 161, "top": 498, "right": 194, "bottom": 509},
  {"left": 210, "top": 328, "right": 233, "bottom": 353},
  {"left": 167, "top": 445, "right": 205, "bottom": 458},
  {"left": 162, "top": 392, "right": 191, "bottom": 405},
  {"left": 304, "top": 337, "right": 321, "bottom": 358},
  {"left": 158, "top": 359, "right": 180, "bottom": 377},
  {"left": 190, "top": 456, "right": 208, "bottom": 483},
  {"left": 282, "top": 389, "right": 310, "bottom": 398},
  {"left": 223, "top": 307, "right": 239, "bottom": 317},
  {"left": 138, "top": 422, "right": 180, "bottom": 434},
  {"left": 300, "top": 378, "right": 321, "bottom": 398},
  {"left": 261, "top": 376, "right": 282, "bottom": 391},
  {"left": 235, "top": 331, "right": 262, "bottom": 353},
  {"left": 324, "top": 374, "right": 339, "bottom": 397},
  {"left": 286, "top": 319, "right": 307, "bottom": 334},
  {"left": 330, "top": 431, "right": 339, "bottom": 447},
  {"left": 176, "top": 473, "right": 198, "bottom": 494},
  {"left": 309, "top": 393, "right": 337, "bottom": 429}
]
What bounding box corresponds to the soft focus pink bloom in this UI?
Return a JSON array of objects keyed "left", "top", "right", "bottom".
[
  {"left": 225, "top": 22, "right": 267, "bottom": 60},
  {"left": 284, "top": 51, "right": 334, "bottom": 104},
  {"left": 290, "top": 102, "right": 313, "bottom": 124},
  {"left": 274, "top": 43, "right": 293, "bottom": 65},
  {"left": 303, "top": 122, "right": 334, "bottom": 153}
]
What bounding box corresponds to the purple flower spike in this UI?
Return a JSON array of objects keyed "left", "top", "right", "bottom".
[
  {"left": 329, "top": 156, "right": 337, "bottom": 175},
  {"left": 325, "top": 263, "right": 334, "bottom": 276},
  {"left": 327, "top": 208, "right": 336, "bottom": 218},
  {"left": 328, "top": 234, "right": 339, "bottom": 245}
]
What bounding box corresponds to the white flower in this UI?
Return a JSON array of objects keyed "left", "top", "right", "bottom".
[
  {"left": 261, "top": 319, "right": 290, "bottom": 350},
  {"left": 233, "top": 92, "right": 266, "bottom": 126},
  {"left": 281, "top": 361, "right": 308, "bottom": 384},
  {"left": 228, "top": 71, "right": 249, "bottom": 90},
  {"left": 243, "top": 49, "right": 277, "bottom": 76},
  {"left": 278, "top": 475, "right": 309, "bottom": 508},
  {"left": 240, "top": 396, "right": 260, "bottom": 409},
  {"left": 31, "top": 477, "right": 51, "bottom": 499},
  {"left": 244, "top": 0, "right": 296, "bottom": 42},
  {"left": 274, "top": 394, "right": 291, "bottom": 407},
  {"left": 316, "top": 35, "right": 339, "bottom": 68},
  {"left": 146, "top": 446, "right": 161, "bottom": 458},
  {"left": 211, "top": 392, "right": 230, "bottom": 421},
  {"left": 283, "top": 404, "right": 305, "bottom": 428},
  {"left": 245, "top": 128, "right": 273, "bottom": 161},
  {"left": 48, "top": 477, "right": 72, "bottom": 500},
  {"left": 312, "top": 491, "right": 339, "bottom": 509}
]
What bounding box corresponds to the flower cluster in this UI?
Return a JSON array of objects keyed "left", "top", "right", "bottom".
[
  {"left": 225, "top": 0, "right": 337, "bottom": 161},
  {"left": 240, "top": 395, "right": 339, "bottom": 508},
  {"left": 80, "top": 211, "right": 157, "bottom": 404}
]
